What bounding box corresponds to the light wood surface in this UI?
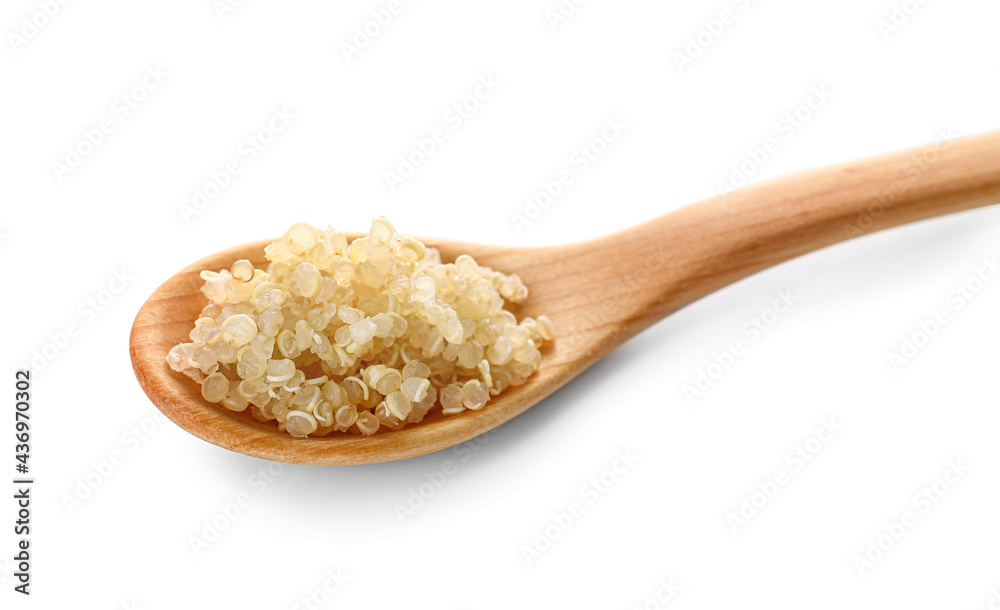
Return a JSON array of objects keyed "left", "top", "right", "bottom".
[{"left": 130, "top": 131, "right": 1000, "bottom": 465}]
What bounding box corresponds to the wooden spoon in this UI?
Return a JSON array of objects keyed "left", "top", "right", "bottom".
[{"left": 131, "top": 131, "right": 1000, "bottom": 465}]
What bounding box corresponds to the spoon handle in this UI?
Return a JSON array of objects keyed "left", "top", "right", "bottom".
[{"left": 562, "top": 130, "right": 1000, "bottom": 347}]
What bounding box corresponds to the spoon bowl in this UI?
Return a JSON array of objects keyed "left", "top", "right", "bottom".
[
  {"left": 131, "top": 131, "right": 1000, "bottom": 464},
  {"left": 131, "top": 236, "right": 580, "bottom": 465}
]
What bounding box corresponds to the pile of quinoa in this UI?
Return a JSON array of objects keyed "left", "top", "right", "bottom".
[{"left": 167, "top": 219, "right": 552, "bottom": 437}]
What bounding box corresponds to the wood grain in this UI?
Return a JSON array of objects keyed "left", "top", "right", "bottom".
[{"left": 130, "top": 131, "right": 1000, "bottom": 464}]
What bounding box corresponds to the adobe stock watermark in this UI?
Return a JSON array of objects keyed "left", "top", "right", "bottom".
[
  {"left": 630, "top": 577, "right": 681, "bottom": 610},
  {"left": 973, "top": 587, "right": 1000, "bottom": 610},
  {"left": 28, "top": 268, "right": 134, "bottom": 372},
  {"left": 852, "top": 459, "right": 970, "bottom": 576},
  {"left": 62, "top": 411, "right": 168, "bottom": 514},
  {"left": 726, "top": 417, "right": 843, "bottom": 534},
  {"left": 51, "top": 64, "right": 167, "bottom": 182},
  {"left": 715, "top": 86, "right": 833, "bottom": 195},
  {"left": 671, "top": 0, "right": 755, "bottom": 73},
  {"left": 887, "top": 255, "right": 999, "bottom": 371},
  {"left": 289, "top": 566, "right": 350, "bottom": 610},
  {"left": 876, "top": 0, "right": 932, "bottom": 41},
  {"left": 544, "top": 0, "right": 591, "bottom": 31},
  {"left": 178, "top": 106, "right": 295, "bottom": 223},
  {"left": 560, "top": 244, "right": 670, "bottom": 352},
  {"left": 212, "top": 0, "right": 248, "bottom": 21},
  {"left": 340, "top": 0, "right": 413, "bottom": 62},
  {"left": 7, "top": 0, "right": 72, "bottom": 55},
  {"left": 520, "top": 449, "right": 638, "bottom": 566},
  {"left": 844, "top": 127, "right": 958, "bottom": 239},
  {"left": 189, "top": 462, "right": 285, "bottom": 556},
  {"left": 384, "top": 74, "right": 499, "bottom": 192},
  {"left": 394, "top": 432, "right": 489, "bottom": 523},
  {"left": 510, "top": 116, "right": 626, "bottom": 234},
  {"left": 682, "top": 288, "right": 799, "bottom": 405}
]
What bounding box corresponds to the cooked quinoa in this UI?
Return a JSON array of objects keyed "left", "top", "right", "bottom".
[{"left": 167, "top": 219, "right": 553, "bottom": 438}]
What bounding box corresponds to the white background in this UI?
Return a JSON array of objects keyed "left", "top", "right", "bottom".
[{"left": 3, "top": 0, "right": 1000, "bottom": 608}]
